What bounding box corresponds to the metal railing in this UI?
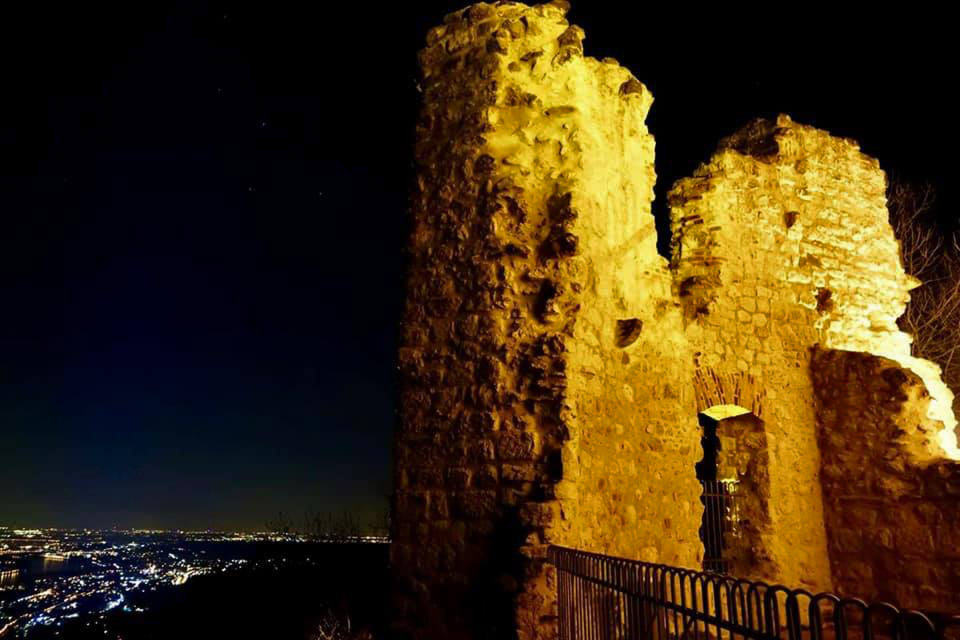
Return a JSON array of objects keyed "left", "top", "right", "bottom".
[
  {"left": 700, "top": 479, "right": 738, "bottom": 574},
  {"left": 548, "top": 546, "right": 960, "bottom": 640}
]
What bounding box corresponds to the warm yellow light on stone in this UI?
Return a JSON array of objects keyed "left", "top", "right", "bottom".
[
  {"left": 393, "top": 4, "right": 960, "bottom": 637},
  {"left": 672, "top": 114, "right": 959, "bottom": 463},
  {"left": 863, "top": 346, "right": 959, "bottom": 460},
  {"left": 700, "top": 404, "right": 752, "bottom": 421}
]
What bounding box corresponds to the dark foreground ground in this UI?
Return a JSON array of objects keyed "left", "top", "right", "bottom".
[{"left": 27, "top": 543, "right": 389, "bottom": 640}]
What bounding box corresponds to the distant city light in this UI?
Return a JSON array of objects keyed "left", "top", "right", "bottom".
[{"left": 0, "top": 526, "right": 389, "bottom": 637}]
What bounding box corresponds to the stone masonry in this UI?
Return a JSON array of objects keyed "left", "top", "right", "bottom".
[{"left": 392, "top": 3, "right": 960, "bottom": 639}]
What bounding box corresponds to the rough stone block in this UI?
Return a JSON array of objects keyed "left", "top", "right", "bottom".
[
  {"left": 519, "top": 501, "right": 556, "bottom": 528},
  {"left": 502, "top": 463, "right": 536, "bottom": 483},
  {"left": 499, "top": 430, "right": 537, "bottom": 461},
  {"left": 446, "top": 467, "right": 471, "bottom": 490},
  {"left": 455, "top": 490, "right": 498, "bottom": 519}
]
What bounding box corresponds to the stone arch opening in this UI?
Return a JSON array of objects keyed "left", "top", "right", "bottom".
[{"left": 696, "top": 405, "right": 773, "bottom": 577}]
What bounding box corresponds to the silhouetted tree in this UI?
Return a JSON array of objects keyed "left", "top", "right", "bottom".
[
  {"left": 298, "top": 510, "right": 361, "bottom": 541},
  {"left": 267, "top": 494, "right": 391, "bottom": 540},
  {"left": 266, "top": 511, "right": 295, "bottom": 534},
  {"left": 311, "top": 606, "right": 352, "bottom": 640},
  {"left": 368, "top": 499, "right": 391, "bottom": 539}
]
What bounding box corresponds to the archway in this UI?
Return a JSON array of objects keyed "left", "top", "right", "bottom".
[{"left": 696, "top": 405, "right": 773, "bottom": 578}]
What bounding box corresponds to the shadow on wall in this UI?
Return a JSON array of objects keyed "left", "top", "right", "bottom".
[{"left": 466, "top": 506, "right": 527, "bottom": 640}]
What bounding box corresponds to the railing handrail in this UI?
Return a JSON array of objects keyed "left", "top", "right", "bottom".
[{"left": 548, "top": 545, "right": 960, "bottom": 640}]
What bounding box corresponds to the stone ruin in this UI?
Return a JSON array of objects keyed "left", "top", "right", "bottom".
[{"left": 391, "top": 2, "right": 960, "bottom": 639}]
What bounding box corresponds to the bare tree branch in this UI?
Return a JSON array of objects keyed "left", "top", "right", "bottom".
[
  {"left": 311, "top": 607, "right": 352, "bottom": 640},
  {"left": 890, "top": 177, "right": 960, "bottom": 427}
]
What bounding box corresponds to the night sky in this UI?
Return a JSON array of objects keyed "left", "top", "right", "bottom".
[{"left": 1, "top": 3, "right": 953, "bottom": 530}]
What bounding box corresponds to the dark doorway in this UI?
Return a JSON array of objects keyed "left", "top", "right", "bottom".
[
  {"left": 696, "top": 413, "right": 736, "bottom": 573},
  {"left": 695, "top": 408, "right": 772, "bottom": 579}
]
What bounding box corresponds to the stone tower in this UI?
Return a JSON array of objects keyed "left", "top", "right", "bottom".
[
  {"left": 392, "top": 3, "right": 960, "bottom": 639},
  {"left": 392, "top": 3, "right": 699, "bottom": 637}
]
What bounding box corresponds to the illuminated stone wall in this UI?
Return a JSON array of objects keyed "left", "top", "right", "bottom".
[
  {"left": 392, "top": 3, "right": 699, "bottom": 638},
  {"left": 669, "top": 116, "right": 924, "bottom": 590},
  {"left": 394, "top": 3, "right": 959, "bottom": 639},
  {"left": 671, "top": 117, "right": 958, "bottom": 596},
  {"left": 813, "top": 348, "right": 960, "bottom": 610}
]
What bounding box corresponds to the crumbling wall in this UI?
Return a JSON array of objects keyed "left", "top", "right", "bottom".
[
  {"left": 397, "top": 4, "right": 959, "bottom": 637},
  {"left": 671, "top": 114, "right": 959, "bottom": 599},
  {"left": 538, "top": 13, "right": 703, "bottom": 572},
  {"left": 668, "top": 116, "right": 849, "bottom": 590},
  {"left": 392, "top": 3, "right": 559, "bottom": 635},
  {"left": 393, "top": 3, "right": 701, "bottom": 639},
  {"left": 812, "top": 348, "right": 960, "bottom": 611}
]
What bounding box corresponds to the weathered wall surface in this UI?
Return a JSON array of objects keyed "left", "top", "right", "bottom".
[
  {"left": 668, "top": 117, "right": 851, "bottom": 590},
  {"left": 539, "top": 10, "right": 703, "bottom": 574},
  {"left": 671, "top": 115, "right": 959, "bottom": 602},
  {"left": 392, "top": 3, "right": 551, "bottom": 635},
  {"left": 672, "top": 116, "right": 956, "bottom": 456},
  {"left": 393, "top": 3, "right": 701, "bottom": 639},
  {"left": 813, "top": 348, "right": 960, "bottom": 611},
  {"left": 396, "top": 5, "right": 960, "bottom": 638}
]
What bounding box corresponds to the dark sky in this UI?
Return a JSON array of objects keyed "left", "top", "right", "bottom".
[{"left": 1, "top": 2, "right": 953, "bottom": 530}]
